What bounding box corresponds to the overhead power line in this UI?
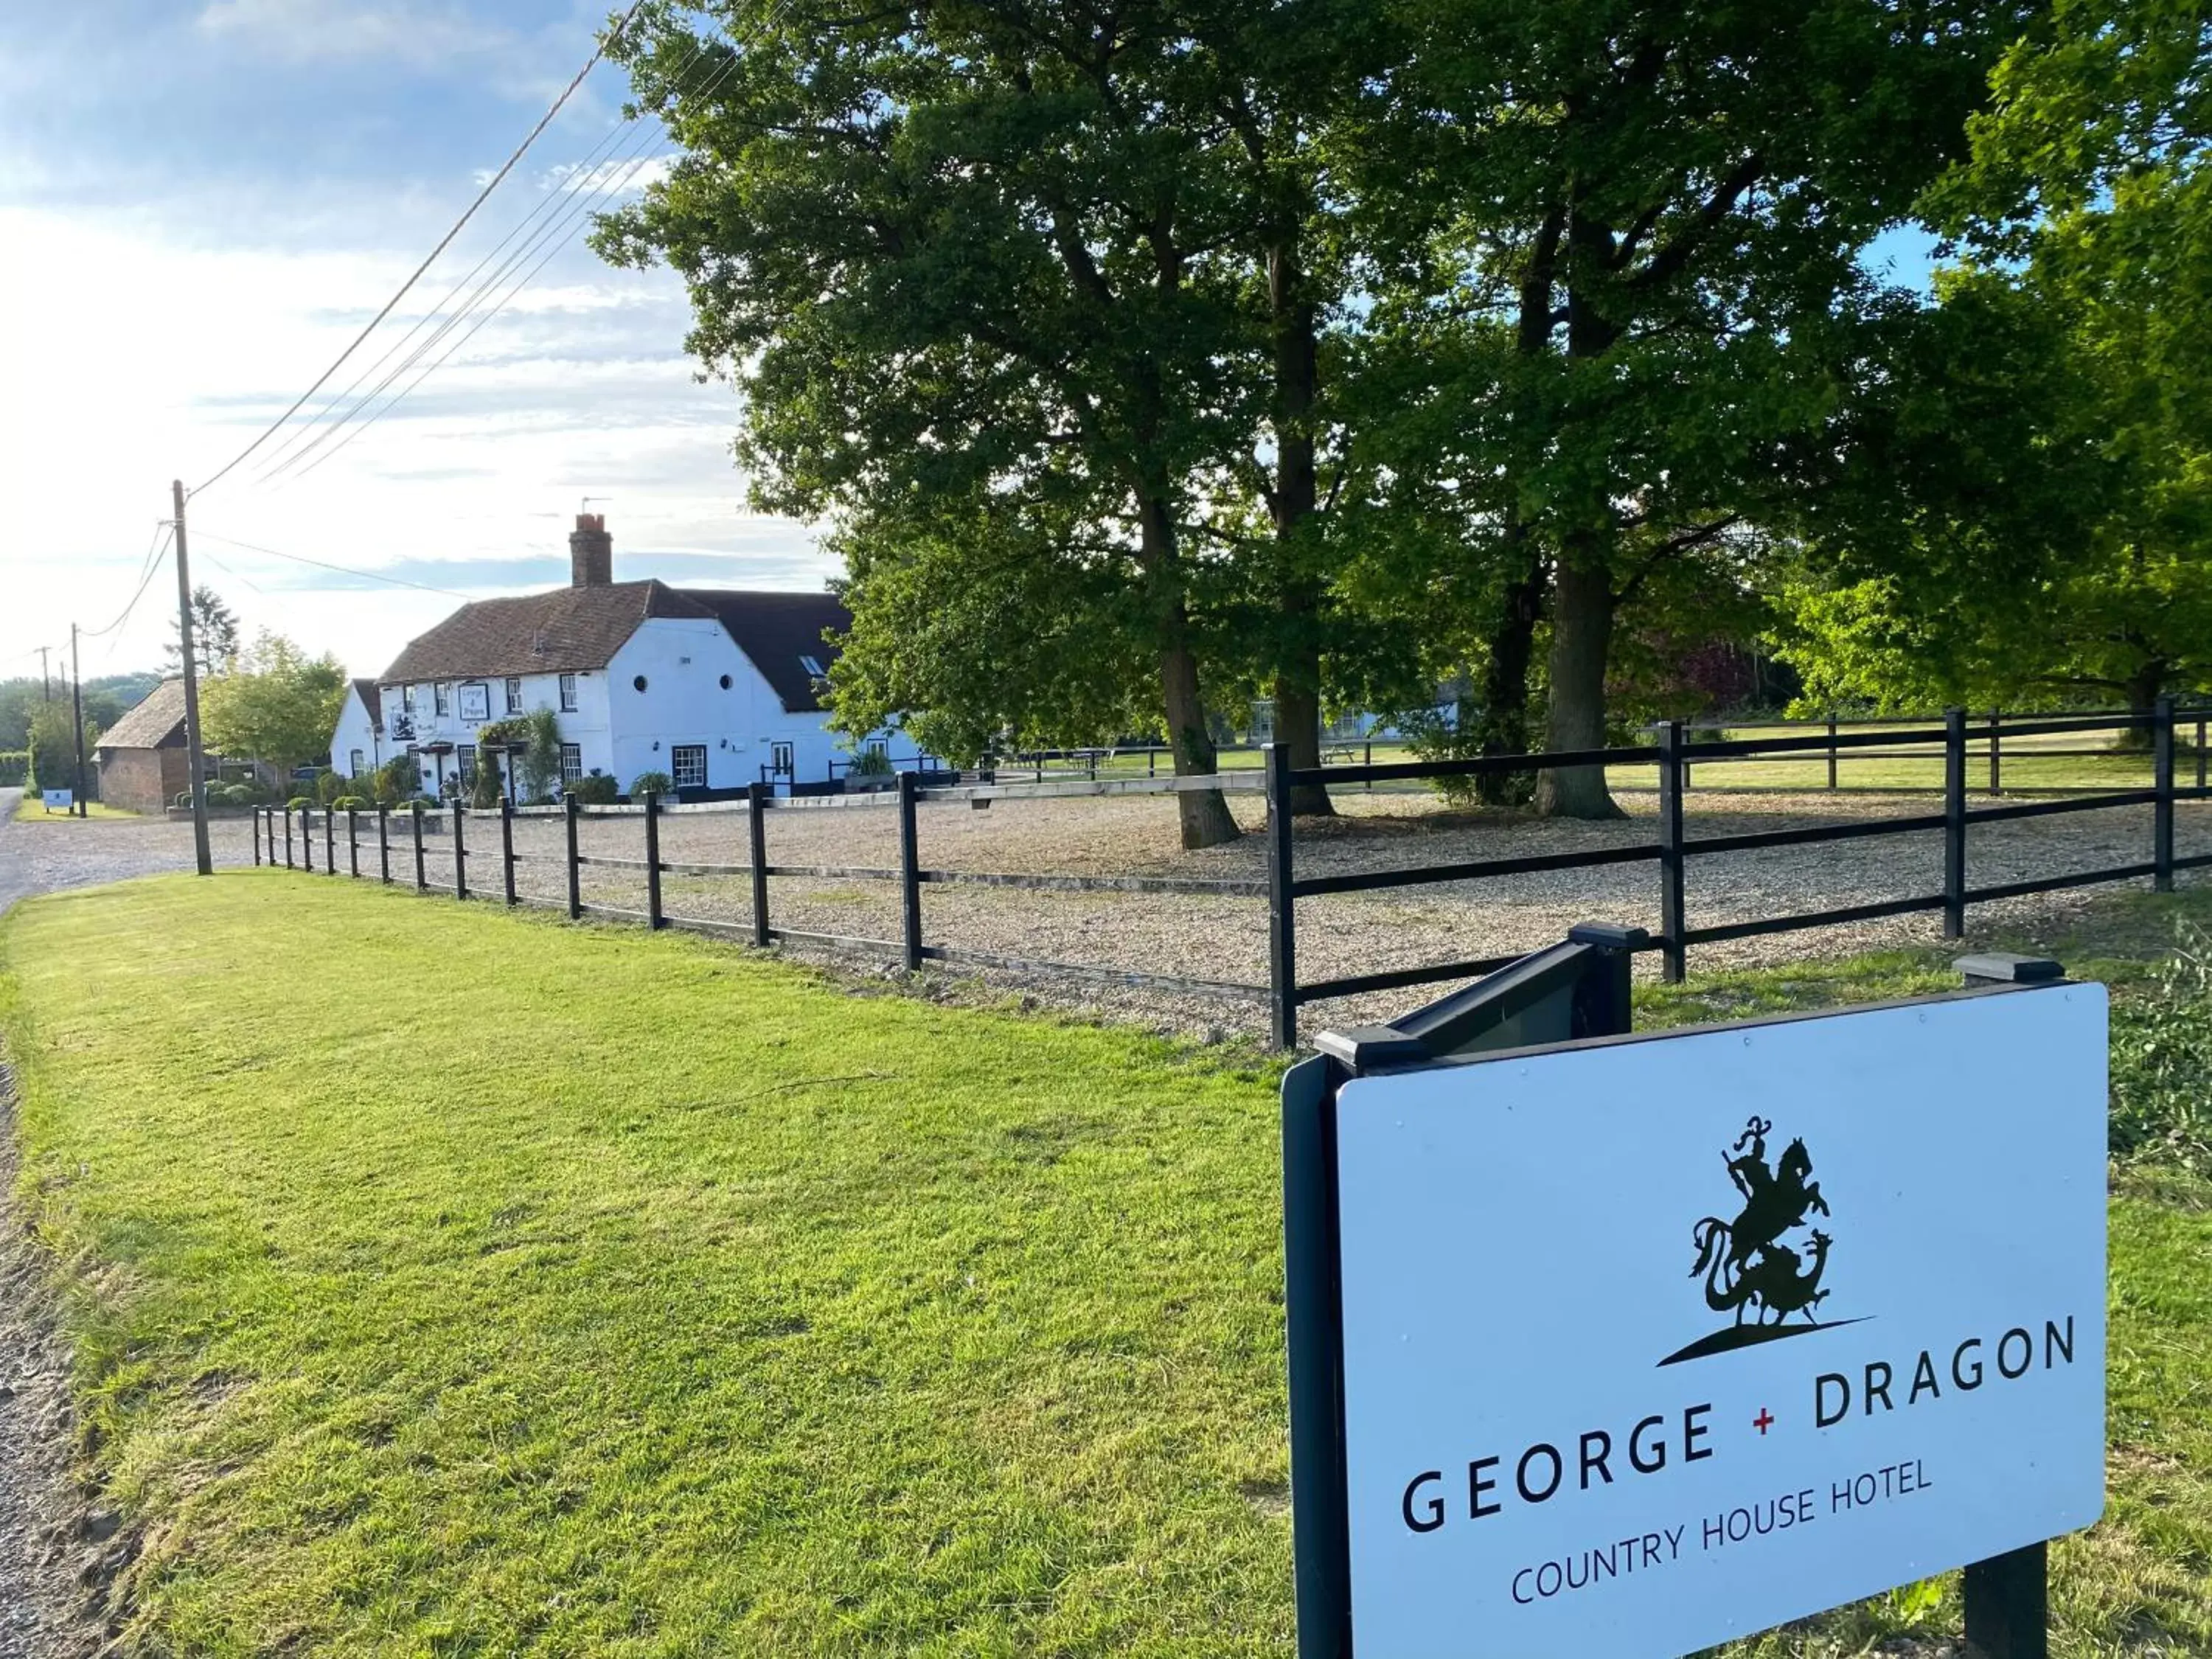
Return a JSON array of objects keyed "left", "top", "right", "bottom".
[
  {"left": 190, "top": 0, "right": 652, "bottom": 499},
  {"left": 79, "top": 524, "right": 176, "bottom": 641},
  {"left": 254, "top": 24, "right": 748, "bottom": 489},
  {"left": 192, "top": 529, "right": 478, "bottom": 599}
]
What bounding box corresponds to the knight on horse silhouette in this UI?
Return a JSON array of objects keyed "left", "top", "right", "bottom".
[{"left": 1717, "top": 1116, "right": 1829, "bottom": 1273}]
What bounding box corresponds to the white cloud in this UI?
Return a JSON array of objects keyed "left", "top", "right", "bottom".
[
  {"left": 0, "top": 197, "right": 832, "bottom": 681},
  {"left": 195, "top": 0, "right": 509, "bottom": 67}
]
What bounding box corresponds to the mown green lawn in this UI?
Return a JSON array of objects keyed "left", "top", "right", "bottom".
[{"left": 4, "top": 872, "right": 2211, "bottom": 1656}]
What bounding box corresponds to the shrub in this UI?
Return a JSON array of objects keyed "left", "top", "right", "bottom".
[
  {"left": 519, "top": 708, "right": 563, "bottom": 801},
  {"left": 371, "top": 755, "right": 420, "bottom": 807},
  {"left": 315, "top": 770, "right": 349, "bottom": 806},
  {"left": 175, "top": 791, "right": 195, "bottom": 808},
  {"left": 849, "top": 747, "right": 894, "bottom": 778},
  {"left": 332, "top": 796, "right": 371, "bottom": 812},
  {"left": 0, "top": 751, "right": 26, "bottom": 787},
  {"left": 2109, "top": 922, "right": 2212, "bottom": 1174},
  {"left": 286, "top": 795, "right": 313, "bottom": 809},
  {"left": 628, "top": 770, "right": 674, "bottom": 799},
  {"left": 567, "top": 773, "right": 619, "bottom": 805}
]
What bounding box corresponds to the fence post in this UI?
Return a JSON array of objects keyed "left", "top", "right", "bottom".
[
  {"left": 347, "top": 807, "right": 358, "bottom": 878},
  {"left": 500, "top": 799, "right": 517, "bottom": 905},
  {"left": 1267, "top": 742, "right": 1298, "bottom": 1048},
  {"left": 2198, "top": 714, "right": 2207, "bottom": 792},
  {"left": 897, "top": 770, "right": 923, "bottom": 972},
  {"left": 1943, "top": 707, "right": 1966, "bottom": 940},
  {"left": 1988, "top": 711, "right": 2003, "bottom": 796},
  {"left": 644, "top": 791, "right": 664, "bottom": 928},
  {"left": 2154, "top": 695, "right": 2175, "bottom": 894},
  {"left": 747, "top": 781, "right": 771, "bottom": 947},
  {"left": 564, "top": 794, "right": 582, "bottom": 920},
  {"left": 1964, "top": 1542, "right": 2048, "bottom": 1659},
  {"left": 412, "top": 801, "right": 426, "bottom": 891},
  {"left": 1658, "top": 720, "right": 1687, "bottom": 984},
  {"left": 252, "top": 807, "right": 262, "bottom": 866},
  {"left": 378, "top": 806, "right": 390, "bottom": 884},
  {"left": 1826, "top": 714, "right": 1838, "bottom": 790},
  {"left": 452, "top": 800, "right": 467, "bottom": 900},
  {"left": 283, "top": 806, "right": 293, "bottom": 868},
  {"left": 1365, "top": 737, "right": 1373, "bottom": 793},
  {"left": 323, "top": 805, "right": 334, "bottom": 874},
  {"left": 300, "top": 804, "right": 314, "bottom": 872}
]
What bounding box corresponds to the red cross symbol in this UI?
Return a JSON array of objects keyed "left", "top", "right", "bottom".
[{"left": 1753, "top": 1408, "right": 1775, "bottom": 1436}]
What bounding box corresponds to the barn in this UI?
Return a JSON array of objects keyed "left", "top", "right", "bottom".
[{"left": 93, "top": 678, "right": 191, "bottom": 813}]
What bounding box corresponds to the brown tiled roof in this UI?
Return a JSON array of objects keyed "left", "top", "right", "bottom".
[
  {"left": 377, "top": 581, "right": 709, "bottom": 683},
  {"left": 675, "top": 589, "right": 849, "bottom": 713},
  {"left": 349, "top": 678, "right": 383, "bottom": 732},
  {"left": 96, "top": 678, "right": 187, "bottom": 751}
]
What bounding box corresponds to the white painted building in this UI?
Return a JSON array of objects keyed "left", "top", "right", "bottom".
[
  {"left": 330, "top": 678, "right": 385, "bottom": 779},
  {"left": 338, "top": 515, "right": 898, "bottom": 799}
]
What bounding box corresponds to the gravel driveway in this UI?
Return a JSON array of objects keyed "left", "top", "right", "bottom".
[
  {"left": 0, "top": 792, "right": 255, "bottom": 917},
  {"left": 382, "top": 783, "right": 2211, "bottom": 1041}
]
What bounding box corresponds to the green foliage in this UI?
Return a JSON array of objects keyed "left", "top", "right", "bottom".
[
  {"left": 627, "top": 770, "right": 673, "bottom": 800},
  {"left": 518, "top": 708, "right": 563, "bottom": 804},
  {"left": 313, "top": 769, "right": 348, "bottom": 806},
  {"left": 165, "top": 585, "right": 240, "bottom": 679},
  {"left": 468, "top": 754, "right": 505, "bottom": 810},
  {"left": 2110, "top": 924, "right": 2212, "bottom": 1175},
  {"left": 198, "top": 631, "right": 347, "bottom": 773},
  {"left": 0, "top": 675, "right": 150, "bottom": 753},
  {"left": 26, "top": 700, "right": 96, "bottom": 794},
  {"left": 330, "top": 796, "right": 370, "bottom": 813},
  {"left": 0, "top": 750, "right": 24, "bottom": 787},
  {"left": 846, "top": 747, "right": 893, "bottom": 779},
  {"left": 566, "top": 773, "right": 618, "bottom": 805},
  {"left": 285, "top": 795, "right": 312, "bottom": 810},
  {"left": 370, "top": 755, "right": 420, "bottom": 808}
]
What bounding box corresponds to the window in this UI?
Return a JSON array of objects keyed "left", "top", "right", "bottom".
[
  {"left": 718, "top": 674, "right": 732, "bottom": 690},
  {"left": 434, "top": 682, "right": 452, "bottom": 718},
  {"left": 459, "top": 681, "right": 490, "bottom": 723},
  {"left": 632, "top": 674, "right": 648, "bottom": 692},
  {"left": 558, "top": 673, "right": 578, "bottom": 712},
  {"left": 458, "top": 744, "right": 476, "bottom": 785},
  {"left": 349, "top": 749, "right": 364, "bottom": 775},
  {"left": 865, "top": 737, "right": 888, "bottom": 760},
  {"left": 770, "top": 742, "right": 794, "bottom": 776},
  {"left": 401, "top": 684, "right": 415, "bottom": 713},
  {"left": 559, "top": 743, "right": 582, "bottom": 784},
  {"left": 504, "top": 677, "right": 524, "bottom": 714},
  {"left": 670, "top": 745, "right": 707, "bottom": 790},
  {"left": 799, "top": 654, "right": 826, "bottom": 678}
]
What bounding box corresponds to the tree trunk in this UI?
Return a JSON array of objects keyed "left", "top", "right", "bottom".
[
  {"left": 1534, "top": 546, "right": 1624, "bottom": 819},
  {"left": 1267, "top": 233, "right": 1335, "bottom": 818},
  {"left": 2115, "top": 658, "right": 2168, "bottom": 752},
  {"left": 1164, "top": 640, "right": 1240, "bottom": 848},
  {"left": 1138, "top": 495, "right": 1239, "bottom": 849},
  {"left": 1471, "top": 537, "right": 1544, "bottom": 806}
]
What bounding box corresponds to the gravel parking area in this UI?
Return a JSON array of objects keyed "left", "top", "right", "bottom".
[
  {"left": 353, "top": 784, "right": 2211, "bottom": 1043},
  {"left": 0, "top": 793, "right": 256, "bottom": 917}
]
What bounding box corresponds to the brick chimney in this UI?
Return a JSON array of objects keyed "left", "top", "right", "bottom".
[{"left": 570, "top": 512, "right": 612, "bottom": 587}]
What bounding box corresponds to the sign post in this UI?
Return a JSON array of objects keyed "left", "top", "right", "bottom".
[{"left": 1284, "top": 933, "right": 2106, "bottom": 1659}]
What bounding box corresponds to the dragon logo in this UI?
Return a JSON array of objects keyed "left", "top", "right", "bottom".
[{"left": 1659, "top": 1116, "right": 1857, "bottom": 1366}]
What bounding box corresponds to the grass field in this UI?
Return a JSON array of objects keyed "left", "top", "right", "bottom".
[
  {"left": 9, "top": 796, "right": 140, "bottom": 821},
  {"left": 4, "top": 873, "right": 2211, "bottom": 1655}
]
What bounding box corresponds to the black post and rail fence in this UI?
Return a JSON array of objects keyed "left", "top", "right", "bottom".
[{"left": 254, "top": 700, "right": 2205, "bottom": 1048}]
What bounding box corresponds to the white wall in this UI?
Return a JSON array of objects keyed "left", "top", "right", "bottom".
[
  {"left": 365, "top": 616, "right": 897, "bottom": 798},
  {"left": 331, "top": 691, "right": 382, "bottom": 779}
]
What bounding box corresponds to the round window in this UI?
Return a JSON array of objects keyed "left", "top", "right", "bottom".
[
  {"left": 633, "top": 675, "right": 648, "bottom": 692},
  {"left": 719, "top": 673, "right": 732, "bottom": 690}
]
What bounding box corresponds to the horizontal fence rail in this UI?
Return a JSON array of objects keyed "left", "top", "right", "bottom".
[{"left": 254, "top": 700, "right": 2208, "bottom": 1049}]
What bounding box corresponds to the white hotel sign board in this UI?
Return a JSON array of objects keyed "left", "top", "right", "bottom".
[{"left": 1328, "top": 985, "right": 2107, "bottom": 1658}]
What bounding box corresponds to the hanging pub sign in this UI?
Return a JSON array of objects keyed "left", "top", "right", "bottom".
[{"left": 1282, "top": 963, "right": 2107, "bottom": 1659}]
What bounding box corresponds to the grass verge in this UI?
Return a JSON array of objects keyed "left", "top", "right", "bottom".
[
  {"left": 10, "top": 797, "right": 140, "bottom": 821},
  {"left": 2, "top": 872, "right": 2210, "bottom": 1655}
]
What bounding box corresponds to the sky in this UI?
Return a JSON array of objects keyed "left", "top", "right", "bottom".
[
  {"left": 0, "top": 0, "right": 835, "bottom": 683},
  {"left": 0, "top": 4, "right": 1944, "bottom": 687}
]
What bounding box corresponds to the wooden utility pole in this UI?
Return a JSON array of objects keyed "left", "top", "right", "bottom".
[
  {"left": 69, "top": 625, "right": 86, "bottom": 816},
  {"left": 37, "top": 646, "right": 50, "bottom": 702},
  {"left": 171, "top": 480, "right": 212, "bottom": 875}
]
